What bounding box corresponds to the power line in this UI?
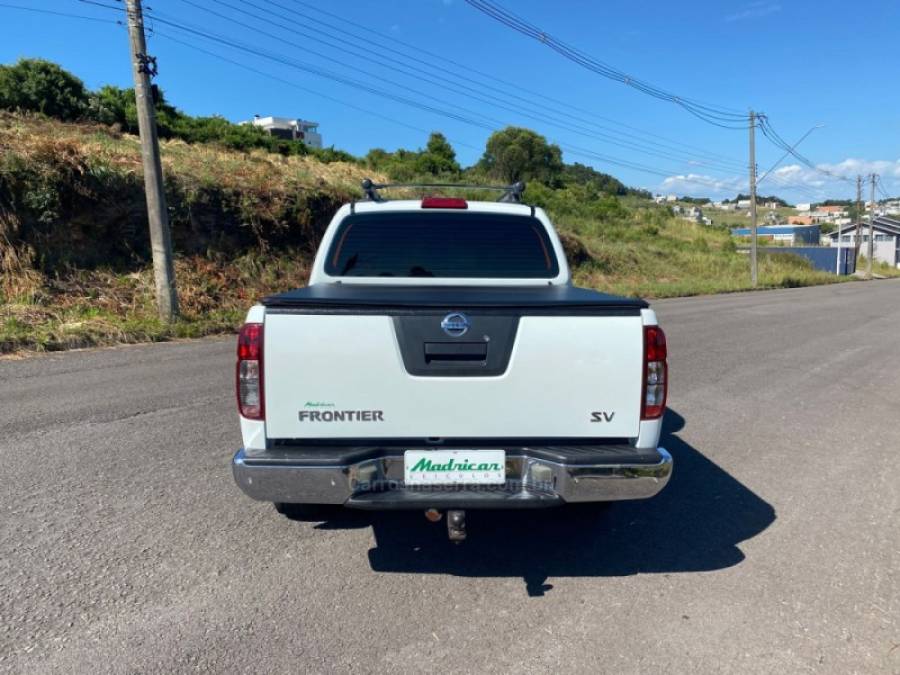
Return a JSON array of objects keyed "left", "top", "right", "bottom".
[
  {"left": 171, "top": 0, "right": 750, "bottom": 175},
  {"left": 13, "top": 0, "right": 825, "bottom": 201},
  {"left": 757, "top": 115, "right": 855, "bottom": 184},
  {"left": 149, "top": 13, "right": 768, "bottom": 190},
  {"left": 77, "top": 0, "right": 124, "bottom": 10},
  {"left": 279, "top": 0, "right": 749, "bottom": 167},
  {"left": 151, "top": 30, "right": 481, "bottom": 153},
  {"left": 464, "top": 0, "right": 749, "bottom": 128},
  {"left": 146, "top": 13, "right": 501, "bottom": 131},
  {"left": 0, "top": 2, "right": 121, "bottom": 23},
  {"left": 150, "top": 10, "right": 832, "bottom": 200}
]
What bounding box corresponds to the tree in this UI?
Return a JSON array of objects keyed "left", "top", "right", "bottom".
[
  {"left": 0, "top": 58, "right": 89, "bottom": 120},
  {"left": 562, "top": 162, "right": 630, "bottom": 196},
  {"left": 88, "top": 85, "right": 135, "bottom": 129},
  {"left": 415, "top": 132, "right": 459, "bottom": 175},
  {"left": 478, "top": 126, "right": 563, "bottom": 185}
]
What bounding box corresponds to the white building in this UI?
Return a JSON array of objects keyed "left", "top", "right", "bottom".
[
  {"left": 828, "top": 217, "right": 900, "bottom": 267},
  {"left": 243, "top": 115, "right": 323, "bottom": 149},
  {"left": 737, "top": 199, "right": 751, "bottom": 209},
  {"left": 796, "top": 203, "right": 812, "bottom": 212}
]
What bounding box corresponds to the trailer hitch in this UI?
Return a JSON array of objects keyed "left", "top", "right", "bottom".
[{"left": 447, "top": 509, "right": 466, "bottom": 543}]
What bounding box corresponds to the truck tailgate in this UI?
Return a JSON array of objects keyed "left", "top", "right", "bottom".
[{"left": 262, "top": 287, "right": 646, "bottom": 440}]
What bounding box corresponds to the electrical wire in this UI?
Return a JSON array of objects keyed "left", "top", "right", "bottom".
[
  {"left": 279, "top": 0, "right": 750, "bottom": 167},
  {"left": 264, "top": 0, "right": 751, "bottom": 172},
  {"left": 151, "top": 30, "right": 482, "bottom": 153},
  {"left": 150, "top": 13, "right": 771, "bottom": 190},
  {"left": 14, "top": 0, "right": 829, "bottom": 201},
  {"left": 465, "top": 0, "right": 750, "bottom": 128},
  {"left": 173, "top": 0, "right": 750, "bottom": 175},
  {"left": 0, "top": 2, "right": 121, "bottom": 23},
  {"left": 758, "top": 115, "right": 854, "bottom": 184},
  {"left": 145, "top": 14, "right": 500, "bottom": 131}
]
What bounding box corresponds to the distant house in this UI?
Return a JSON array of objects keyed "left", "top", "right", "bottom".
[
  {"left": 796, "top": 203, "right": 812, "bottom": 212},
  {"left": 827, "top": 217, "right": 900, "bottom": 267},
  {"left": 737, "top": 199, "right": 751, "bottom": 209},
  {"left": 731, "top": 224, "right": 821, "bottom": 245},
  {"left": 818, "top": 205, "right": 847, "bottom": 216},
  {"left": 243, "top": 115, "right": 323, "bottom": 148},
  {"left": 763, "top": 201, "right": 780, "bottom": 209},
  {"left": 788, "top": 215, "right": 815, "bottom": 226}
]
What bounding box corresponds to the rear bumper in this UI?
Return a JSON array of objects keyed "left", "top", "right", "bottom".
[{"left": 232, "top": 446, "right": 672, "bottom": 509}]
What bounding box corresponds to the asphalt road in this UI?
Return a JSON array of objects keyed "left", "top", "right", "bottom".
[{"left": 2, "top": 280, "right": 899, "bottom": 674}]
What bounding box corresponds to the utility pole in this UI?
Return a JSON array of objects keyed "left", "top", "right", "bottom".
[
  {"left": 749, "top": 110, "right": 758, "bottom": 287},
  {"left": 854, "top": 175, "right": 863, "bottom": 261},
  {"left": 125, "top": 0, "right": 179, "bottom": 321},
  {"left": 866, "top": 173, "right": 876, "bottom": 279}
]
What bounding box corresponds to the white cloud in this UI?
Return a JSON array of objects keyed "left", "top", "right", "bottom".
[
  {"left": 658, "top": 158, "right": 900, "bottom": 202},
  {"left": 725, "top": 1, "right": 782, "bottom": 22},
  {"left": 660, "top": 173, "right": 744, "bottom": 195}
]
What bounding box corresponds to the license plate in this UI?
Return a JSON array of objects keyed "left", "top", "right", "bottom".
[{"left": 404, "top": 449, "right": 506, "bottom": 485}]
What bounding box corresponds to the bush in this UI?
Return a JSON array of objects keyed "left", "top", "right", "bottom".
[{"left": 0, "top": 58, "right": 89, "bottom": 121}]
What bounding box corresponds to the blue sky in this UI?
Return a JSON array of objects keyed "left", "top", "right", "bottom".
[{"left": 2, "top": 0, "right": 898, "bottom": 202}]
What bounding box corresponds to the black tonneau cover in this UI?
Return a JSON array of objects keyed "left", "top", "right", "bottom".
[{"left": 262, "top": 285, "right": 647, "bottom": 311}]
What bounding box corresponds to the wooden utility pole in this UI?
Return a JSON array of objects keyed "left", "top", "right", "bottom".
[
  {"left": 126, "top": 0, "right": 179, "bottom": 321},
  {"left": 866, "top": 173, "right": 876, "bottom": 279},
  {"left": 854, "top": 175, "right": 863, "bottom": 260},
  {"left": 749, "top": 111, "right": 758, "bottom": 287}
]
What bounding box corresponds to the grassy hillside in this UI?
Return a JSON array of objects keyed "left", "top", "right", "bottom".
[{"left": 0, "top": 113, "right": 853, "bottom": 354}]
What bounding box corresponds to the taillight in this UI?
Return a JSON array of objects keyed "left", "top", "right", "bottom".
[
  {"left": 421, "top": 197, "right": 468, "bottom": 209},
  {"left": 642, "top": 325, "right": 667, "bottom": 420},
  {"left": 236, "top": 322, "right": 264, "bottom": 420}
]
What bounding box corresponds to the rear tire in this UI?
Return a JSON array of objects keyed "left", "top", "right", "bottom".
[{"left": 273, "top": 502, "right": 337, "bottom": 521}]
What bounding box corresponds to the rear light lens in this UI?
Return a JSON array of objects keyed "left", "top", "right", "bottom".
[
  {"left": 421, "top": 197, "right": 468, "bottom": 209},
  {"left": 236, "top": 322, "right": 264, "bottom": 420},
  {"left": 642, "top": 325, "right": 667, "bottom": 420}
]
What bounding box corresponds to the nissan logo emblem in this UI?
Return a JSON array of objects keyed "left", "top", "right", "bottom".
[{"left": 440, "top": 313, "right": 470, "bottom": 337}]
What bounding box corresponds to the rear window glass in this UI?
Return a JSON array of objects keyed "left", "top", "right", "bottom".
[{"left": 325, "top": 212, "right": 559, "bottom": 278}]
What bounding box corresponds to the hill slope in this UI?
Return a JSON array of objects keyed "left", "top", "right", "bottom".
[{"left": 1, "top": 113, "right": 846, "bottom": 353}]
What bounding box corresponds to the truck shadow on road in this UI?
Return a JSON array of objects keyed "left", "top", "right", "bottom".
[{"left": 313, "top": 409, "right": 776, "bottom": 596}]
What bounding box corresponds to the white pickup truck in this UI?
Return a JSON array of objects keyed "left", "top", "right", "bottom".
[{"left": 232, "top": 181, "right": 671, "bottom": 540}]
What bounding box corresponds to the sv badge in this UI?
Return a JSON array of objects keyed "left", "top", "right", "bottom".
[{"left": 590, "top": 411, "right": 616, "bottom": 423}]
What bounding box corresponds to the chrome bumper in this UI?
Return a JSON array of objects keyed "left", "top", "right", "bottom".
[{"left": 232, "top": 447, "right": 672, "bottom": 509}]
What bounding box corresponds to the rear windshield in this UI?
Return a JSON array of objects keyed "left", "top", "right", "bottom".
[{"left": 325, "top": 211, "right": 559, "bottom": 278}]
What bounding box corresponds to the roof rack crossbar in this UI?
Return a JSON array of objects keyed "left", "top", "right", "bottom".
[{"left": 360, "top": 178, "right": 526, "bottom": 203}]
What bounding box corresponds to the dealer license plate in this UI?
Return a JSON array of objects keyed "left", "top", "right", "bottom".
[{"left": 404, "top": 449, "right": 506, "bottom": 486}]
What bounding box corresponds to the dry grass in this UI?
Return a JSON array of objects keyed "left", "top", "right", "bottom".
[
  {"left": 0, "top": 112, "right": 379, "bottom": 195},
  {"left": 1, "top": 252, "right": 313, "bottom": 353},
  {"left": 0, "top": 112, "right": 872, "bottom": 355}
]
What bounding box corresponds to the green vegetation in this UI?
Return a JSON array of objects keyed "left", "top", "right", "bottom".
[
  {"left": 0, "top": 59, "right": 869, "bottom": 354},
  {"left": 725, "top": 193, "right": 790, "bottom": 207},
  {"left": 475, "top": 126, "right": 563, "bottom": 184},
  {"left": 0, "top": 59, "right": 90, "bottom": 121},
  {"left": 365, "top": 132, "right": 461, "bottom": 180},
  {"left": 0, "top": 57, "right": 353, "bottom": 161}
]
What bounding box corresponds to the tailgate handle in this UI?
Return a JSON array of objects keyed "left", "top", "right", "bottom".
[{"left": 424, "top": 341, "right": 488, "bottom": 363}]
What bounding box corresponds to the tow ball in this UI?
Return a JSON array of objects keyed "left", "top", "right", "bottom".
[
  {"left": 447, "top": 510, "right": 467, "bottom": 542},
  {"left": 424, "top": 508, "right": 467, "bottom": 542}
]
